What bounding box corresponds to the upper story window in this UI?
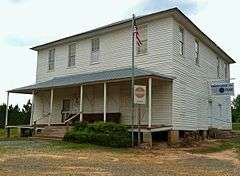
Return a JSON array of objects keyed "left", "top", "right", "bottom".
[
  {"left": 194, "top": 40, "right": 199, "bottom": 65},
  {"left": 68, "top": 43, "right": 76, "bottom": 67},
  {"left": 224, "top": 62, "right": 229, "bottom": 80},
  {"left": 48, "top": 49, "right": 55, "bottom": 71},
  {"left": 91, "top": 38, "right": 100, "bottom": 64},
  {"left": 136, "top": 25, "right": 148, "bottom": 55},
  {"left": 179, "top": 27, "right": 184, "bottom": 55},
  {"left": 217, "top": 57, "right": 220, "bottom": 78}
]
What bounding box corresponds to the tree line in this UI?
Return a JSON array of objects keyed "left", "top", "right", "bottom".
[
  {"left": 0, "top": 100, "right": 31, "bottom": 128},
  {"left": 232, "top": 95, "right": 240, "bottom": 123}
]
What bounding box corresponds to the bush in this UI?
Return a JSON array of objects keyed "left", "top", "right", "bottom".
[{"left": 63, "top": 122, "right": 131, "bottom": 148}]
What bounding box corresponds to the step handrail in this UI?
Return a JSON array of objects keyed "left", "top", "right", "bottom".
[
  {"left": 34, "top": 113, "right": 50, "bottom": 123},
  {"left": 64, "top": 113, "right": 80, "bottom": 124}
]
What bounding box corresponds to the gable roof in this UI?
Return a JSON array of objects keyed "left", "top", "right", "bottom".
[
  {"left": 8, "top": 67, "right": 175, "bottom": 94},
  {"left": 31, "top": 7, "right": 235, "bottom": 64}
]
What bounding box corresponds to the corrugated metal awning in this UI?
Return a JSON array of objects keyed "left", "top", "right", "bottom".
[{"left": 8, "top": 67, "right": 175, "bottom": 94}]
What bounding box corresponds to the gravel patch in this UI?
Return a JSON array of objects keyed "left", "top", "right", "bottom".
[{"left": 0, "top": 139, "right": 240, "bottom": 176}]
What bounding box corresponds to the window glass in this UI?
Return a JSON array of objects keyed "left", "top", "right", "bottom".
[
  {"left": 48, "top": 49, "right": 55, "bottom": 71},
  {"left": 68, "top": 43, "right": 76, "bottom": 67}
]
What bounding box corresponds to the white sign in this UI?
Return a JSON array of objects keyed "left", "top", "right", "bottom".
[
  {"left": 211, "top": 82, "right": 234, "bottom": 96},
  {"left": 134, "top": 85, "right": 146, "bottom": 104}
]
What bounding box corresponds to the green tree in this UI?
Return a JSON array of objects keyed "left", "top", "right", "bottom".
[
  {"left": 0, "top": 100, "right": 32, "bottom": 128},
  {"left": 232, "top": 95, "right": 240, "bottom": 123}
]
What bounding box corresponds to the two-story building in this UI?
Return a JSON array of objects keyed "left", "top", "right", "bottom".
[{"left": 6, "top": 8, "right": 236, "bottom": 143}]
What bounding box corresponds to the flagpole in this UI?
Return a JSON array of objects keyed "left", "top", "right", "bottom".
[{"left": 131, "top": 14, "right": 135, "bottom": 147}]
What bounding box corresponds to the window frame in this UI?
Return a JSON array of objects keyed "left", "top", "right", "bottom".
[
  {"left": 179, "top": 27, "right": 184, "bottom": 56},
  {"left": 90, "top": 38, "right": 100, "bottom": 64},
  {"left": 194, "top": 39, "right": 200, "bottom": 65},
  {"left": 217, "top": 57, "right": 220, "bottom": 78},
  {"left": 91, "top": 38, "right": 100, "bottom": 52},
  {"left": 68, "top": 43, "right": 76, "bottom": 68},
  {"left": 224, "top": 62, "right": 229, "bottom": 80},
  {"left": 48, "top": 48, "right": 55, "bottom": 71},
  {"left": 136, "top": 24, "right": 148, "bottom": 55},
  {"left": 62, "top": 99, "right": 71, "bottom": 112}
]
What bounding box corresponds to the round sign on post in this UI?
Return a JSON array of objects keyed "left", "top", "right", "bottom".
[{"left": 134, "top": 85, "right": 146, "bottom": 104}]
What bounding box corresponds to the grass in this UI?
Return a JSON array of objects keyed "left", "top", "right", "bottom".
[
  {"left": 0, "top": 128, "right": 19, "bottom": 138},
  {"left": 233, "top": 123, "right": 240, "bottom": 130},
  {"left": 192, "top": 138, "right": 240, "bottom": 155}
]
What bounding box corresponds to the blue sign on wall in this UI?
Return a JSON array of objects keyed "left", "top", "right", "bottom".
[{"left": 211, "top": 83, "right": 234, "bottom": 96}]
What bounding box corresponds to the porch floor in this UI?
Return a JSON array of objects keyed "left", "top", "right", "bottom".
[{"left": 128, "top": 125, "right": 172, "bottom": 132}]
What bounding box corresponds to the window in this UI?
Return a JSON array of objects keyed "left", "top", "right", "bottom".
[
  {"left": 224, "top": 62, "right": 229, "bottom": 80},
  {"left": 179, "top": 27, "right": 184, "bottom": 55},
  {"left": 62, "top": 99, "right": 70, "bottom": 112},
  {"left": 91, "top": 38, "right": 100, "bottom": 63},
  {"left": 194, "top": 40, "right": 199, "bottom": 65},
  {"left": 136, "top": 25, "right": 148, "bottom": 55},
  {"left": 217, "top": 57, "right": 220, "bottom": 78},
  {"left": 48, "top": 49, "right": 55, "bottom": 71},
  {"left": 68, "top": 43, "right": 76, "bottom": 67},
  {"left": 91, "top": 38, "right": 99, "bottom": 52}
]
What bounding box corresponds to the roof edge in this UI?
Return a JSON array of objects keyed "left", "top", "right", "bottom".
[
  {"left": 30, "top": 8, "right": 178, "bottom": 51},
  {"left": 30, "top": 7, "right": 235, "bottom": 64},
  {"left": 172, "top": 9, "right": 235, "bottom": 64}
]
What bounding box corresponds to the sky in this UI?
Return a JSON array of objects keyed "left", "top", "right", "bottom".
[{"left": 0, "top": 0, "right": 239, "bottom": 107}]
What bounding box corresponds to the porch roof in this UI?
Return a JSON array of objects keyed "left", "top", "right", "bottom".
[{"left": 8, "top": 67, "right": 175, "bottom": 94}]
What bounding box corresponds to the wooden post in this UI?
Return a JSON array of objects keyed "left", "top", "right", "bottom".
[
  {"left": 5, "top": 92, "right": 9, "bottom": 128},
  {"left": 80, "top": 85, "right": 83, "bottom": 122},
  {"left": 138, "top": 104, "right": 141, "bottom": 146},
  {"left": 103, "top": 82, "right": 107, "bottom": 123},
  {"left": 33, "top": 121, "right": 37, "bottom": 135},
  {"left": 5, "top": 92, "right": 10, "bottom": 138},
  {"left": 168, "top": 130, "right": 179, "bottom": 145},
  {"left": 48, "top": 88, "right": 54, "bottom": 126},
  {"left": 30, "top": 91, "right": 35, "bottom": 126},
  {"left": 148, "top": 77, "right": 152, "bottom": 128},
  {"left": 6, "top": 128, "right": 10, "bottom": 138}
]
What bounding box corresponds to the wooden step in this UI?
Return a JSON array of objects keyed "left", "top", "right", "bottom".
[
  {"left": 33, "top": 126, "right": 72, "bottom": 139},
  {"left": 30, "top": 136, "right": 62, "bottom": 141}
]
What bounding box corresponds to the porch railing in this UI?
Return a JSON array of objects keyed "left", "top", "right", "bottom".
[
  {"left": 64, "top": 113, "right": 80, "bottom": 124},
  {"left": 33, "top": 113, "right": 50, "bottom": 124}
]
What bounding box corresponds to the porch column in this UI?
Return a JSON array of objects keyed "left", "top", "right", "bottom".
[
  {"left": 79, "top": 85, "right": 83, "bottom": 122},
  {"left": 103, "top": 82, "right": 107, "bottom": 123},
  {"left": 5, "top": 92, "right": 10, "bottom": 128},
  {"left": 30, "top": 91, "right": 35, "bottom": 126},
  {"left": 148, "top": 77, "right": 152, "bottom": 128},
  {"left": 48, "top": 88, "right": 54, "bottom": 126}
]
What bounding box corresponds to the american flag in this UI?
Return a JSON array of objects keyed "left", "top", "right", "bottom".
[{"left": 134, "top": 19, "right": 142, "bottom": 47}]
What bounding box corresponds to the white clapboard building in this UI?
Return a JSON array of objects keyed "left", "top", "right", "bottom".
[{"left": 7, "top": 8, "right": 236, "bottom": 143}]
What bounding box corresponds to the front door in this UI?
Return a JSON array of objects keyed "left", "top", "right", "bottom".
[{"left": 61, "top": 99, "right": 71, "bottom": 122}]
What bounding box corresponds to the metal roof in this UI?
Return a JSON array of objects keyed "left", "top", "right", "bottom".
[{"left": 8, "top": 68, "right": 175, "bottom": 94}]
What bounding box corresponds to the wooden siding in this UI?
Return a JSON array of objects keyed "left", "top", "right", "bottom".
[
  {"left": 33, "top": 15, "right": 232, "bottom": 130},
  {"left": 36, "top": 17, "right": 174, "bottom": 83},
  {"left": 171, "top": 20, "right": 232, "bottom": 130}
]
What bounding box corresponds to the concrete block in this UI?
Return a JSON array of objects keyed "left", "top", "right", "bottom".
[
  {"left": 168, "top": 130, "right": 179, "bottom": 145},
  {"left": 143, "top": 132, "right": 152, "bottom": 147},
  {"left": 202, "top": 130, "right": 208, "bottom": 140}
]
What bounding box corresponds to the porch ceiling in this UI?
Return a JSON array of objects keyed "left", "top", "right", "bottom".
[{"left": 8, "top": 67, "right": 175, "bottom": 94}]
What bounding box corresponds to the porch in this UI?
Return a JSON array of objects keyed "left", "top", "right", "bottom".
[{"left": 6, "top": 68, "right": 174, "bottom": 132}]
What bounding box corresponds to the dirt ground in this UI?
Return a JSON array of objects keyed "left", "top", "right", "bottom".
[{"left": 0, "top": 139, "right": 240, "bottom": 176}]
